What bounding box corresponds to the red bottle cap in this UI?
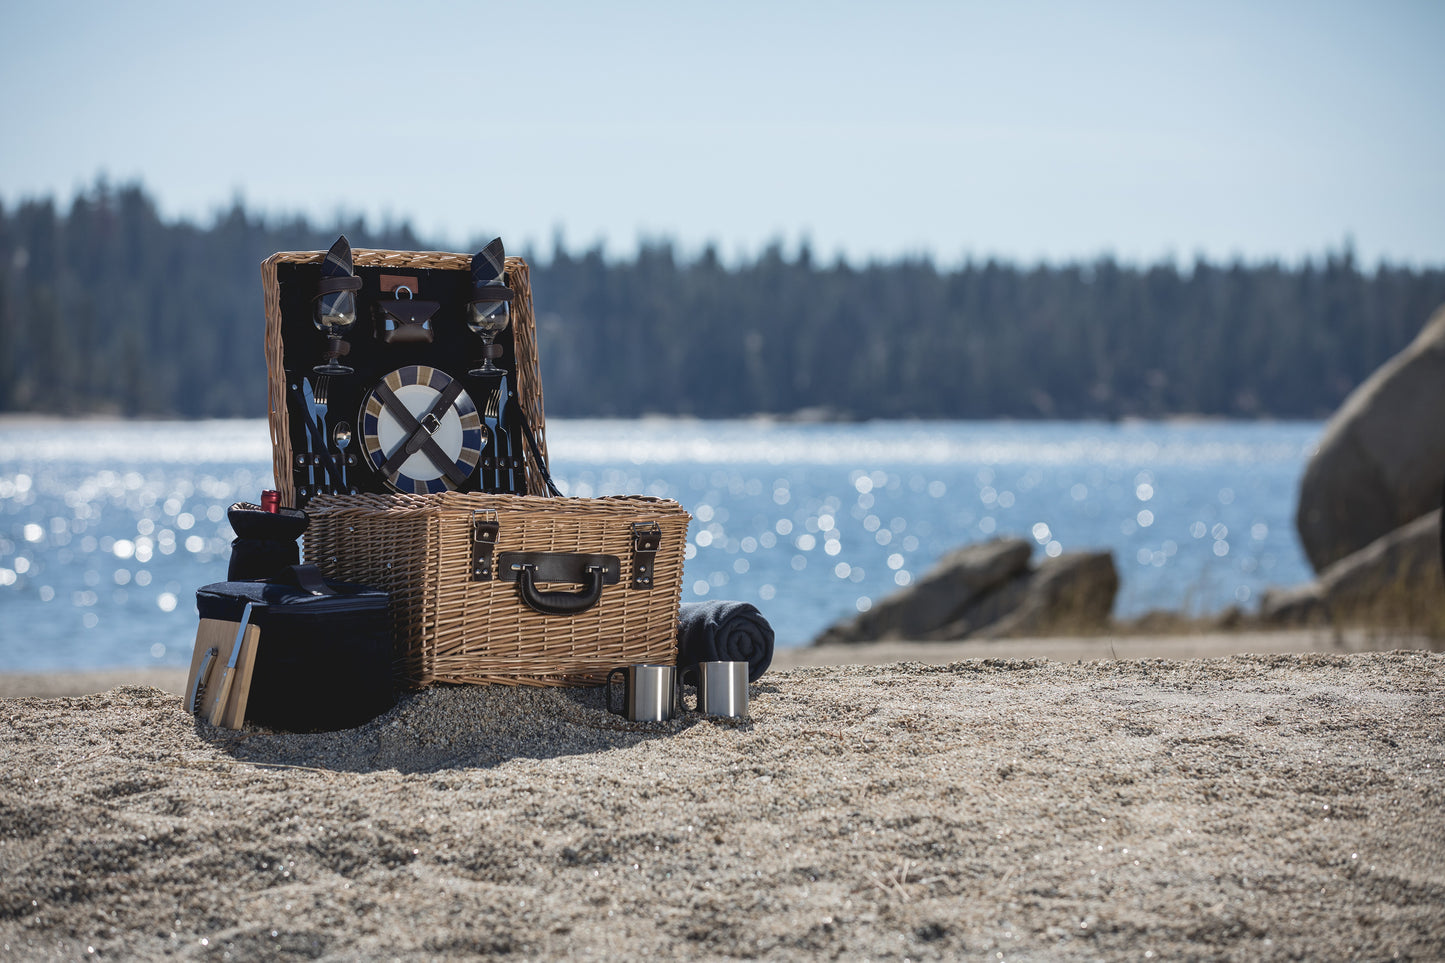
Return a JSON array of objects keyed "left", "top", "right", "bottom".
[{"left": 261, "top": 490, "right": 280, "bottom": 513}]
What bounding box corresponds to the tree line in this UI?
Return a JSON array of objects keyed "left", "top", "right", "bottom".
[{"left": 3, "top": 179, "right": 1443, "bottom": 420}]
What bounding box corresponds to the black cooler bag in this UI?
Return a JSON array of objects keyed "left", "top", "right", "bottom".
[{"left": 195, "top": 567, "right": 395, "bottom": 731}]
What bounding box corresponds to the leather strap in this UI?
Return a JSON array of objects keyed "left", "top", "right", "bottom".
[
  {"left": 281, "top": 563, "right": 337, "bottom": 596},
  {"left": 630, "top": 522, "right": 661, "bottom": 590},
  {"left": 471, "top": 514, "right": 499, "bottom": 581},
  {"left": 374, "top": 379, "right": 471, "bottom": 487},
  {"left": 467, "top": 286, "right": 515, "bottom": 304},
  {"left": 316, "top": 276, "right": 362, "bottom": 296},
  {"left": 498, "top": 551, "right": 622, "bottom": 585}
]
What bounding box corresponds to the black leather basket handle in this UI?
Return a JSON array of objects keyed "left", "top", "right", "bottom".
[{"left": 499, "top": 552, "right": 622, "bottom": 616}]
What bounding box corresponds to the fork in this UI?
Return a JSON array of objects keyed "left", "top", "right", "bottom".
[
  {"left": 483, "top": 385, "right": 502, "bottom": 492},
  {"left": 312, "top": 375, "right": 331, "bottom": 492}
]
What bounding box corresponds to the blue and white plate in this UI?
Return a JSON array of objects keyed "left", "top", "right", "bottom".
[{"left": 360, "top": 365, "right": 485, "bottom": 494}]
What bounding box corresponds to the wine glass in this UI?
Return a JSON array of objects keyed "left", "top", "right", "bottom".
[
  {"left": 313, "top": 288, "right": 356, "bottom": 376},
  {"left": 467, "top": 296, "right": 510, "bottom": 377}
]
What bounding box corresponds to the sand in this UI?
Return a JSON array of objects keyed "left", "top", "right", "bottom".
[{"left": 2, "top": 646, "right": 1443, "bottom": 960}]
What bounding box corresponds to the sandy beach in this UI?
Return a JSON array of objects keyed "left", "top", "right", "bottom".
[{"left": 2, "top": 633, "right": 1443, "bottom": 960}]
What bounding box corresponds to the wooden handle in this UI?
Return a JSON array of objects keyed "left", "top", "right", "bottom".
[{"left": 207, "top": 666, "right": 234, "bottom": 727}]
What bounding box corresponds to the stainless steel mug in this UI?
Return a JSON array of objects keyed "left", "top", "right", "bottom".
[
  {"left": 606, "top": 663, "right": 678, "bottom": 722},
  {"left": 681, "top": 660, "right": 750, "bottom": 718}
]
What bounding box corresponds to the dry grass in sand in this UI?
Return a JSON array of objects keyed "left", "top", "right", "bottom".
[{"left": 2, "top": 652, "right": 1443, "bottom": 960}]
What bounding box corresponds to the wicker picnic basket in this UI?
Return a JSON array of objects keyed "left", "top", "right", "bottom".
[
  {"left": 304, "top": 491, "right": 691, "bottom": 687},
  {"left": 262, "top": 248, "right": 549, "bottom": 508}
]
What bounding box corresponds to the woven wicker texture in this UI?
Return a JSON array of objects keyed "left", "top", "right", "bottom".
[
  {"left": 305, "top": 492, "right": 690, "bottom": 687},
  {"left": 261, "top": 249, "right": 547, "bottom": 505}
]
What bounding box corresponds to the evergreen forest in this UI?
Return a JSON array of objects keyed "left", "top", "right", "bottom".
[{"left": 3, "top": 180, "right": 1443, "bottom": 421}]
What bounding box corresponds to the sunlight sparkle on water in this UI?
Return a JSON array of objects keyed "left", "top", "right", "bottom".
[
  {"left": 0, "top": 418, "right": 1322, "bottom": 668},
  {"left": 544, "top": 419, "right": 1319, "bottom": 645}
]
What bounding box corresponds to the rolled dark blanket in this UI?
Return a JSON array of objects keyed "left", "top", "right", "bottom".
[{"left": 677, "top": 600, "right": 775, "bottom": 683}]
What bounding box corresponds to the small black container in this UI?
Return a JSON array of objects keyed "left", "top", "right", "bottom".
[{"left": 196, "top": 566, "right": 395, "bottom": 732}]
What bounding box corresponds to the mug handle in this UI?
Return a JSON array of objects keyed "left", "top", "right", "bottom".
[
  {"left": 679, "top": 664, "right": 697, "bottom": 713},
  {"left": 606, "top": 667, "right": 627, "bottom": 716}
]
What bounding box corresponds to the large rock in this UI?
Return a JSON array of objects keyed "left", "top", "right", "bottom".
[
  {"left": 812, "top": 539, "right": 1119, "bottom": 644},
  {"left": 1261, "top": 508, "right": 1444, "bottom": 631},
  {"left": 812, "top": 538, "right": 1032, "bottom": 645},
  {"left": 1297, "top": 303, "right": 1445, "bottom": 572},
  {"left": 972, "top": 551, "right": 1119, "bottom": 639}
]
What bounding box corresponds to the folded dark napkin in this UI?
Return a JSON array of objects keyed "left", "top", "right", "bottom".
[
  {"left": 226, "top": 502, "right": 308, "bottom": 581},
  {"left": 677, "top": 600, "right": 775, "bottom": 683},
  {"left": 471, "top": 236, "right": 506, "bottom": 287}
]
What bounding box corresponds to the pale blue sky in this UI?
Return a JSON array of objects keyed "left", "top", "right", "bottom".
[{"left": 3, "top": 0, "right": 1442, "bottom": 266}]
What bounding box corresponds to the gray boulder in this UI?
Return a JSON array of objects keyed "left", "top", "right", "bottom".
[
  {"left": 920, "top": 569, "right": 1033, "bottom": 640},
  {"left": 812, "top": 538, "right": 1032, "bottom": 645},
  {"left": 1297, "top": 302, "right": 1445, "bottom": 572},
  {"left": 1261, "top": 508, "right": 1443, "bottom": 630},
  {"left": 1254, "top": 582, "right": 1327, "bottom": 628},
  {"left": 812, "top": 539, "right": 1120, "bottom": 644},
  {"left": 973, "top": 551, "right": 1119, "bottom": 639}
]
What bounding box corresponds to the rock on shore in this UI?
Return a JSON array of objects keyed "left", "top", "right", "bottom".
[
  {"left": 813, "top": 537, "right": 1117, "bottom": 645},
  {"left": 1297, "top": 301, "right": 1445, "bottom": 572},
  {"left": 1262, "top": 507, "right": 1444, "bottom": 630}
]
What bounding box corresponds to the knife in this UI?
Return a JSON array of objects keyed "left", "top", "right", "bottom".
[
  {"left": 207, "top": 602, "right": 255, "bottom": 727},
  {"left": 301, "top": 378, "right": 317, "bottom": 492},
  {"left": 496, "top": 383, "right": 516, "bottom": 493}
]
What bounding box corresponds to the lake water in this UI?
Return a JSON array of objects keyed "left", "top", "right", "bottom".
[{"left": 0, "top": 417, "right": 1322, "bottom": 672}]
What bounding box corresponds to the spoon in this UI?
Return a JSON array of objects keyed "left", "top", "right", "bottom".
[{"left": 332, "top": 421, "right": 353, "bottom": 492}]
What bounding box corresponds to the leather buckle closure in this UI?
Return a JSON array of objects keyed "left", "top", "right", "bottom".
[
  {"left": 631, "top": 521, "right": 661, "bottom": 590},
  {"left": 498, "top": 552, "right": 621, "bottom": 584},
  {"left": 471, "top": 510, "right": 499, "bottom": 581},
  {"left": 422, "top": 411, "right": 443, "bottom": 435}
]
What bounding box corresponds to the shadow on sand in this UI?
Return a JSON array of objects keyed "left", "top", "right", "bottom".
[{"left": 193, "top": 681, "right": 761, "bottom": 774}]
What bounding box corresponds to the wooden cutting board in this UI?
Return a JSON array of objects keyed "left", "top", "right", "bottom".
[{"left": 185, "top": 617, "right": 261, "bottom": 729}]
